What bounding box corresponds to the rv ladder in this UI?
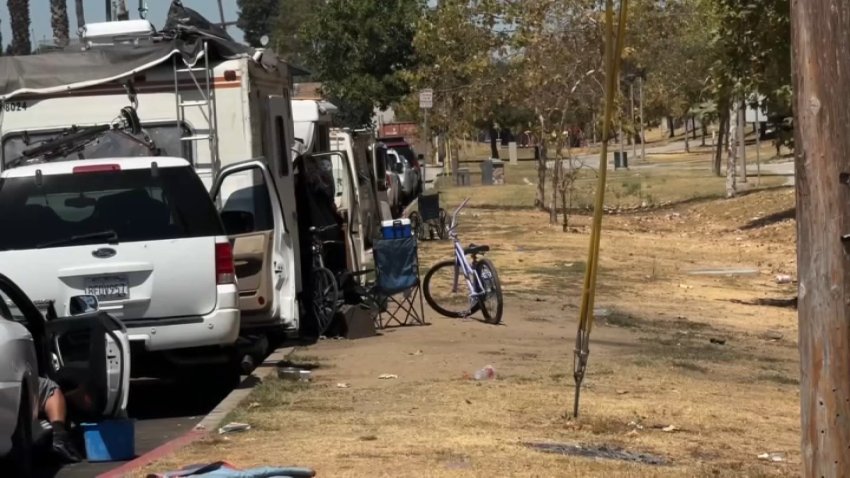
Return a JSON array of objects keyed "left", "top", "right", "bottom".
[{"left": 173, "top": 40, "right": 220, "bottom": 179}]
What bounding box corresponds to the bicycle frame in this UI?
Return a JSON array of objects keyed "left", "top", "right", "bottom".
[{"left": 446, "top": 198, "right": 488, "bottom": 307}]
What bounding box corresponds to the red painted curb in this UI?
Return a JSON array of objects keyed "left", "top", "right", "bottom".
[{"left": 96, "top": 429, "right": 206, "bottom": 478}]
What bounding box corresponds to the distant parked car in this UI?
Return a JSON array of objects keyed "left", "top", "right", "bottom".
[
  {"left": 378, "top": 137, "right": 422, "bottom": 202},
  {"left": 0, "top": 274, "right": 129, "bottom": 475},
  {"left": 0, "top": 157, "right": 241, "bottom": 383}
]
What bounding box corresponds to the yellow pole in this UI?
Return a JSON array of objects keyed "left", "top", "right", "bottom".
[{"left": 573, "top": 0, "right": 630, "bottom": 418}]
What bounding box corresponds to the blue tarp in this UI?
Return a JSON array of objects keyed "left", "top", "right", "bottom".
[{"left": 148, "top": 461, "right": 315, "bottom": 478}]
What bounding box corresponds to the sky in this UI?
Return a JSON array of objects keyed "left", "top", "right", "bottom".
[{"left": 0, "top": 0, "right": 246, "bottom": 49}]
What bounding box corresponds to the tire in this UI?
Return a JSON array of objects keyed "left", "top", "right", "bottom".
[
  {"left": 409, "top": 212, "right": 426, "bottom": 241},
  {"left": 423, "top": 260, "right": 480, "bottom": 318},
  {"left": 437, "top": 209, "right": 449, "bottom": 240},
  {"left": 312, "top": 267, "right": 339, "bottom": 335},
  {"left": 476, "top": 258, "right": 504, "bottom": 324},
  {"left": 6, "top": 387, "right": 33, "bottom": 477}
]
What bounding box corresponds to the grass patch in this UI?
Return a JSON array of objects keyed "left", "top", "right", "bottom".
[
  {"left": 672, "top": 360, "right": 709, "bottom": 373},
  {"left": 756, "top": 372, "right": 799, "bottom": 386}
]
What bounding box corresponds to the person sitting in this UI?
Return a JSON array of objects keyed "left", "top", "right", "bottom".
[{"left": 39, "top": 377, "right": 84, "bottom": 463}]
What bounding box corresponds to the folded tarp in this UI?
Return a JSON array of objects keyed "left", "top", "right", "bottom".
[{"left": 146, "top": 461, "right": 316, "bottom": 478}]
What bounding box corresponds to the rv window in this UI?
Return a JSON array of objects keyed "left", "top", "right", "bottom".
[
  {"left": 275, "top": 117, "right": 289, "bottom": 176},
  {"left": 2, "top": 123, "right": 193, "bottom": 168}
]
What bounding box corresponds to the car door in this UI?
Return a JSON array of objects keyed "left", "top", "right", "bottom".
[
  {"left": 211, "top": 160, "right": 292, "bottom": 330},
  {"left": 0, "top": 274, "right": 129, "bottom": 420},
  {"left": 312, "top": 152, "right": 363, "bottom": 275}
]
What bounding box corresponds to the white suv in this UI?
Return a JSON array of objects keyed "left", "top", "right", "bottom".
[{"left": 0, "top": 157, "right": 240, "bottom": 377}]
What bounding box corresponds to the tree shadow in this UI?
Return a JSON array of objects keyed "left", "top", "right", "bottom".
[{"left": 740, "top": 207, "right": 795, "bottom": 230}]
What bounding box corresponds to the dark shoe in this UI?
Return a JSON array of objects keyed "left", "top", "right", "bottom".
[{"left": 51, "top": 435, "right": 83, "bottom": 463}]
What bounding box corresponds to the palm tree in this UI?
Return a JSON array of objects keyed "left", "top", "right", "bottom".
[
  {"left": 75, "top": 0, "right": 85, "bottom": 34},
  {"left": 50, "top": 0, "right": 70, "bottom": 47},
  {"left": 7, "top": 0, "right": 32, "bottom": 55}
]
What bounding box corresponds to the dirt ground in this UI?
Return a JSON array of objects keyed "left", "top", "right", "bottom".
[{"left": 140, "top": 186, "right": 799, "bottom": 477}]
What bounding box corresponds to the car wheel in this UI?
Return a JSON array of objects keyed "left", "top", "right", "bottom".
[{"left": 6, "top": 388, "right": 33, "bottom": 477}]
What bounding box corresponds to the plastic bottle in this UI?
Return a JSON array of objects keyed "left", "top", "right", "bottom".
[{"left": 473, "top": 365, "right": 496, "bottom": 380}]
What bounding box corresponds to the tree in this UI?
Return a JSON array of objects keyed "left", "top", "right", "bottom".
[
  {"left": 270, "top": 0, "right": 317, "bottom": 68},
  {"left": 503, "top": 0, "right": 604, "bottom": 220},
  {"left": 404, "top": 0, "right": 506, "bottom": 160},
  {"left": 792, "top": 0, "right": 850, "bottom": 473},
  {"left": 237, "top": 0, "right": 278, "bottom": 47},
  {"left": 626, "top": 0, "right": 716, "bottom": 142},
  {"left": 7, "top": 0, "right": 31, "bottom": 55},
  {"left": 50, "top": 0, "right": 70, "bottom": 47},
  {"left": 303, "top": 0, "right": 424, "bottom": 127}
]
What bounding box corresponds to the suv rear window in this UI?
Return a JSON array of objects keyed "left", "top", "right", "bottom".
[{"left": 0, "top": 166, "right": 223, "bottom": 251}]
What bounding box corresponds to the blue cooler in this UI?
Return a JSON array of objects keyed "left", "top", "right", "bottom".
[
  {"left": 81, "top": 419, "right": 136, "bottom": 462},
  {"left": 381, "top": 219, "right": 412, "bottom": 239}
]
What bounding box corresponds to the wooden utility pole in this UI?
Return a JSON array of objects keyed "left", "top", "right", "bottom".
[{"left": 792, "top": 0, "right": 850, "bottom": 475}]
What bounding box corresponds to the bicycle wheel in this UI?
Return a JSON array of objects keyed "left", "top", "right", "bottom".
[
  {"left": 476, "top": 258, "right": 504, "bottom": 324},
  {"left": 311, "top": 266, "right": 339, "bottom": 335},
  {"left": 423, "top": 260, "right": 481, "bottom": 318}
]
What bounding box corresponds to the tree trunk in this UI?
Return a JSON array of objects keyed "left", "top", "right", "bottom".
[
  {"left": 50, "top": 0, "right": 70, "bottom": 47},
  {"left": 691, "top": 116, "right": 697, "bottom": 139},
  {"left": 75, "top": 0, "right": 85, "bottom": 31},
  {"left": 701, "top": 121, "right": 708, "bottom": 146},
  {"left": 8, "top": 0, "right": 32, "bottom": 55},
  {"left": 793, "top": 0, "right": 850, "bottom": 474},
  {"left": 725, "top": 106, "right": 737, "bottom": 198},
  {"left": 549, "top": 157, "right": 560, "bottom": 224},
  {"left": 738, "top": 100, "right": 747, "bottom": 183},
  {"left": 667, "top": 116, "right": 675, "bottom": 138},
  {"left": 714, "top": 105, "right": 729, "bottom": 176},
  {"left": 488, "top": 124, "right": 500, "bottom": 159},
  {"left": 684, "top": 116, "right": 690, "bottom": 153}
]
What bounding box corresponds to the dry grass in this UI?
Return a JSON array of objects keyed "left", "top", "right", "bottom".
[{"left": 139, "top": 183, "right": 800, "bottom": 477}]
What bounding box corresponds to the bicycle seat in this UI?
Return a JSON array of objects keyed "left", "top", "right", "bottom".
[{"left": 464, "top": 243, "right": 490, "bottom": 255}]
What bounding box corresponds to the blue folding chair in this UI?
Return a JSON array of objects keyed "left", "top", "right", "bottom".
[{"left": 368, "top": 236, "right": 426, "bottom": 328}]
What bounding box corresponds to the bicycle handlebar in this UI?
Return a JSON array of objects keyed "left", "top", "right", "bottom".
[{"left": 449, "top": 197, "right": 471, "bottom": 231}]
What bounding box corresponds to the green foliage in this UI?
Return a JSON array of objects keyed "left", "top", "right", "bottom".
[
  {"left": 302, "top": 0, "right": 424, "bottom": 127},
  {"left": 269, "top": 0, "right": 316, "bottom": 68},
  {"left": 236, "top": 0, "right": 278, "bottom": 47}
]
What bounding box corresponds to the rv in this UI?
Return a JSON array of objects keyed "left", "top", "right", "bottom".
[{"left": 0, "top": 11, "right": 313, "bottom": 375}]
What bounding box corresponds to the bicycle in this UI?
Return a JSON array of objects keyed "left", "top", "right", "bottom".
[
  {"left": 422, "top": 198, "right": 504, "bottom": 324},
  {"left": 309, "top": 224, "right": 341, "bottom": 335}
]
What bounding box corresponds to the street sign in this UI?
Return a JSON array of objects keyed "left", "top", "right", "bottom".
[{"left": 419, "top": 89, "right": 434, "bottom": 109}]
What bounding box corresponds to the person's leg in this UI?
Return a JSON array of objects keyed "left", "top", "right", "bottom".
[{"left": 38, "top": 378, "right": 82, "bottom": 463}]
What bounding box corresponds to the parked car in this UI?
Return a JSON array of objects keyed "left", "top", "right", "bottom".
[
  {"left": 378, "top": 137, "right": 423, "bottom": 202},
  {"left": 0, "top": 157, "right": 240, "bottom": 382},
  {"left": 0, "top": 275, "right": 129, "bottom": 475}
]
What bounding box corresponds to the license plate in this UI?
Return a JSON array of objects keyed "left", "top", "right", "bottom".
[{"left": 85, "top": 275, "right": 129, "bottom": 301}]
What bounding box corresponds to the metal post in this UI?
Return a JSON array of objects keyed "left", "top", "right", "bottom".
[
  {"left": 755, "top": 103, "right": 761, "bottom": 186},
  {"left": 217, "top": 0, "right": 227, "bottom": 27},
  {"left": 630, "top": 81, "right": 636, "bottom": 162},
  {"left": 639, "top": 77, "right": 645, "bottom": 160},
  {"left": 105, "top": 0, "right": 112, "bottom": 21},
  {"left": 423, "top": 108, "right": 431, "bottom": 164}
]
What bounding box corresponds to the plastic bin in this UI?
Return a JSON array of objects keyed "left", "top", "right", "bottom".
[
  {"left": 381, "top": 219, "right": 412, "bottom": 239},
  {"left": 81, "top": 419, "right": 136, "bottom": 462}
]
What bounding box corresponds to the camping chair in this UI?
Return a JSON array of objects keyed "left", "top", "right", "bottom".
[{"left": 366, "top": 236, "right": 426, "bottom": 328}]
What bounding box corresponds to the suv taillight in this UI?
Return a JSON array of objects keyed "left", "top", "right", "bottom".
[{"left": 215, "top": 242, "right": 235, "bottom": 285}]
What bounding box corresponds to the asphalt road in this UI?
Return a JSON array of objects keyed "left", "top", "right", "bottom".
[{"left": 34, "top": 377, "right": 234, "bottom": 478}]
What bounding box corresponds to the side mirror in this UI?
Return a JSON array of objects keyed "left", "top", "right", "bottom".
[{"left": 69, "top": 295, "right": 99, "bottom": 316}]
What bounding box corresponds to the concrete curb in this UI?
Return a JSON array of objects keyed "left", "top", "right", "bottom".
[{"left": 97, "top": 346, "right": 296, "bottom": 478}]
